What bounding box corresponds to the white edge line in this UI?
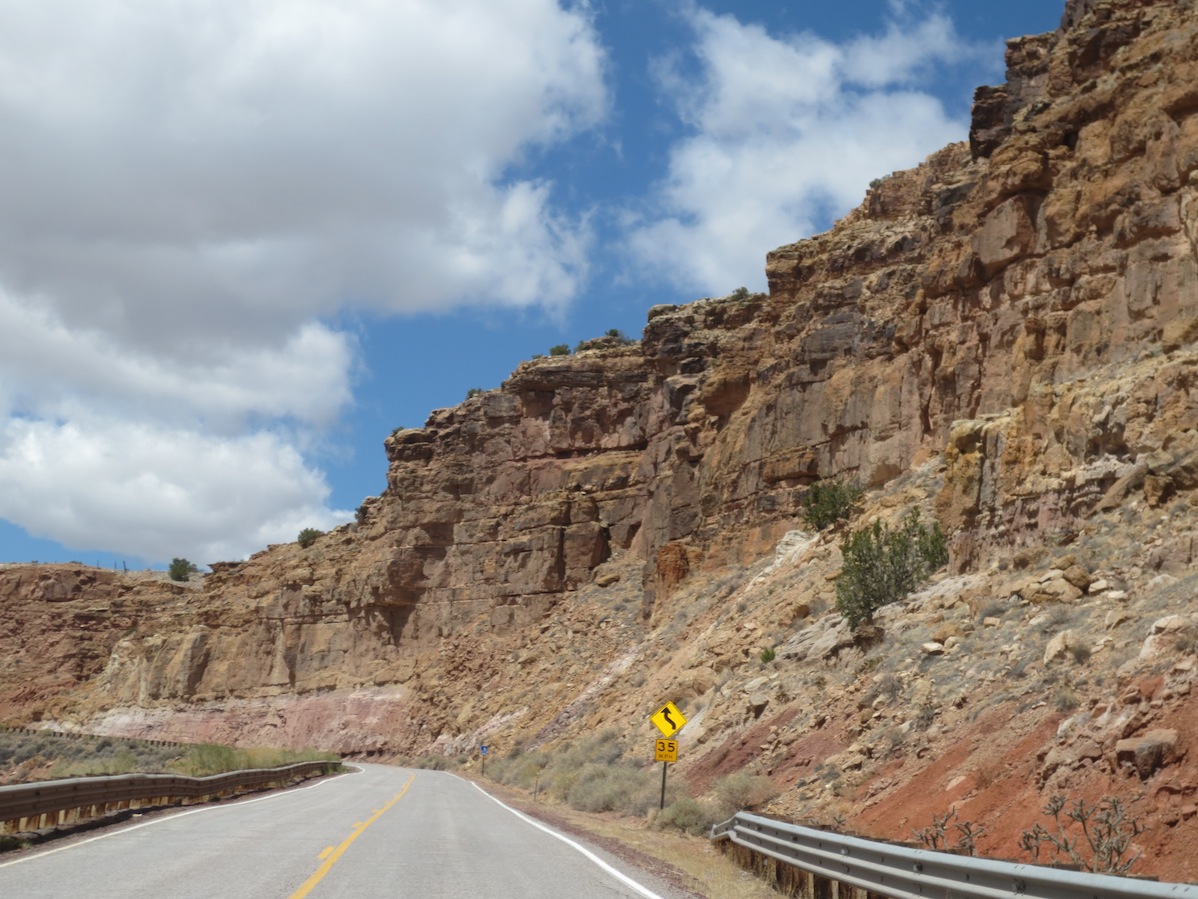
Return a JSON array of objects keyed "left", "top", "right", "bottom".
[
  {"left": 466, "top": 779, "right": 666, "bottom": 899},
  {"left": 0, "top": 765, "right": 360, "bottom": 870}
]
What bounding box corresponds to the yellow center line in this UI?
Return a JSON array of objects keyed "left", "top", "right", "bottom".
[
  {"left": 289, "top": 773, "right": 416, "bottom": 899},
  {"left": 317, "top": 847, "right": 333, "bottom": 860}
]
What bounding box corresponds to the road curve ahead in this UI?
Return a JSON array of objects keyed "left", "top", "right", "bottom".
[{"left": 0, "top": 763, "right": 689, "bottom": 898}]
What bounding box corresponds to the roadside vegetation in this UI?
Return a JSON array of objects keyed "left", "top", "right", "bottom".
[
  {"left": 409, "top": 728, "right": 778, "bottom": 838},
  {"left": 1017, "top": 795, "right": 1147, "bottom": 874},
  {"left": 0, "top": 730, "right": 337, "bottom": 785},
  {"left": 835, "top": 509, "right": 948, "bottom": 628}
]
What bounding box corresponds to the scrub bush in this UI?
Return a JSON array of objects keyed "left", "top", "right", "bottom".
[
  {"left": 835, "top": 510, "right": 948, "bottom": 627},
  {"left": 802, "top": 479, "right": 864, "bottom": 531}
]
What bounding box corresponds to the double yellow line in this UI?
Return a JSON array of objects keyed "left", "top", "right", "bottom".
[{"left": 289, "top": 773, "right": 416, "bottom": 899}]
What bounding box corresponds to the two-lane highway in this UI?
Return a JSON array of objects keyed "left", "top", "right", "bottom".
[{"left": 0, "top": 764, "right": 692, "bottom": 898}]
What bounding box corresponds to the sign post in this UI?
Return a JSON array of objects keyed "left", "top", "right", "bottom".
[
  {"left": 661, "top": 759, "right": 667, "bottom": 811},
  {"left": 654, "top": 738, "right": 679, "bottom": 810},
  {"left": 650, "top": 702, "right": 687, "bottom": 810}
]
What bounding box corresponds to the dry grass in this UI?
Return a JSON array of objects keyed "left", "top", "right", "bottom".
[
  {"left": 469, "top": 764, "right": 781, "bottom": 898},
  {"left": 537, "top": 801, "right": 784, "bottom": 899}
]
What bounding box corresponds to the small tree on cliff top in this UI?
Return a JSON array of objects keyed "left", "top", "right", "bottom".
[
  {"left": 168, "top": 558, "right": 198, "bottom": 582},
  {"left": 297, "top": 527, "right": 323, "bottom": 548}
]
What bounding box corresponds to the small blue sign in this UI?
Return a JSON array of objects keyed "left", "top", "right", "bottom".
[{"left": 480, "top": 744, "right": 489, "bottom": 755}]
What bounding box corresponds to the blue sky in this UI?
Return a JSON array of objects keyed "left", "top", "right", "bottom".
[{"left": 0, "top": 0, "right": 1063, "bottom": 569}]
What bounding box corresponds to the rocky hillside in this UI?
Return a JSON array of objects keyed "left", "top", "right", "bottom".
[{"left": 4, "top": 0, "right": 1198, "bottom": 880}]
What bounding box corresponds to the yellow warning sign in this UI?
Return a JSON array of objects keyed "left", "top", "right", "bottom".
[
  {"left": 655, "top": 739, "right": 678, "bottom": 763},
  {"left": 649, "top": 701, "right": 687, "bottom": 737}
]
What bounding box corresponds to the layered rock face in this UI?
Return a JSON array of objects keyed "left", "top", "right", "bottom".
[
  {"left": 3, "top": 0, "right": 1195, "bottom": 732},
  {"left": 376, "top": 347, "right": 651, "bottom": 630},
  {"left": 651, "top": 0, "right": 1198, "bottom": 577},
  {"left": 3, "top": 0, "right": 1198, "bottom": 874}
]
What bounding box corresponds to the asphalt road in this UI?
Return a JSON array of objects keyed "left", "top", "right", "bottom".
[{"left": 0, "top": 764, "right": 689, "bottom": 898}]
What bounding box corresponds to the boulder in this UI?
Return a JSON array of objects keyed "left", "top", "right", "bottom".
[
  {"left": 1044, "top": 630, "right": 1081, "bottom": 665},
  {"left": 1140, "top": 615, "right": 1195, "bottom": 659},
  {"left": 1115, "top": 729, "right": 1181, "bottom": 779}
]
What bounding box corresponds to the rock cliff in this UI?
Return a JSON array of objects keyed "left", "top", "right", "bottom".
[{"left": 4, "top": 0, "right": 1198, "bottom": 880}]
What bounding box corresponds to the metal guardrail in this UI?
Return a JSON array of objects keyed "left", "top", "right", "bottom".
[
  {"left": 712, "top": 812, "right": 1198, "bottom": 899},
  {"left": 0, "top": 724, "right": 183, "bottom": 748},
  {"left": 0, "top": 761, "right": 339, "bottom": 834}
]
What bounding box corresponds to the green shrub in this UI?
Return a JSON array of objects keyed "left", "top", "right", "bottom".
[
  {"left": 835, "top": 509, "right": 948, "bottom": 628},
  {"left": 802, "top": 478, "right": 864, "bottom": 531},
  {"left": 178, "top": 743, "right": 238, "bottom": 775},
  {"left": 55, "top": 748, "right": 139, "bottom": 777},
  {"left": 168, "top": 558, "right": 197, "bottom": 582},
  {"left": 549, "top": 344, "right": 571, "bottom": 356},
  {"left": 466, "top": 387, "right": 483, "bottom": 399},
  {"left": 297, "top": 528, "right": 323, "bottom": 548},
  {"left": 760, "top": 647, "right": 776, "bottom": 664}
]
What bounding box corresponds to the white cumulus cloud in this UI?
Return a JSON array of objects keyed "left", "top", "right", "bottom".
[
  {"left": 0, "top": 417, "right": 350, "bottom": 564},
  {"left": 625, "top": 5, "right": 991, "bottom": 295},
  {"left": 0, "top": 0, "right": 606, "bottom": 340},
  {"left": 0, "top": 0, "right": 607, "bottom": 563}
]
